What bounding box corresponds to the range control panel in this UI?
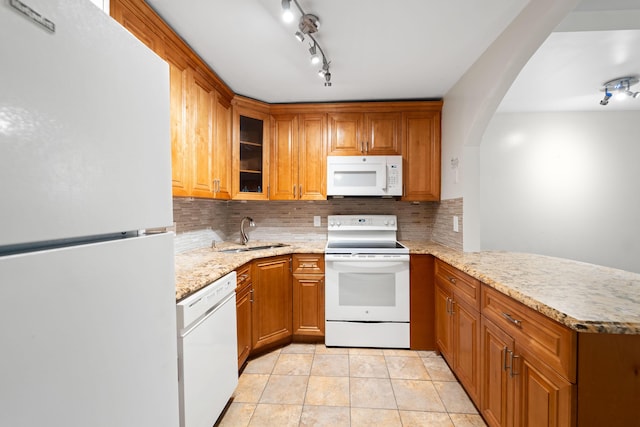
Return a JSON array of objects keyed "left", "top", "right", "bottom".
[{"left": 327, "top": 215, "right": 397, "bottom": 231}]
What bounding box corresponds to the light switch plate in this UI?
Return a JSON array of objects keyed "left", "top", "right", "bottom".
[
  {"left": 453, "top": 216, "right": 459, "bottom": 232},
  {"left": 314, "top": 216, "right": 321, "bottom": 227}
]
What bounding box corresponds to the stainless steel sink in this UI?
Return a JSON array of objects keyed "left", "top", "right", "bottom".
[{"left": 219, "top": 243, "right": 288, "bottom": 253}]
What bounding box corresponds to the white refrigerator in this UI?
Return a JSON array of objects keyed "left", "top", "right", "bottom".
[{"left": 0, "top": 1, "right": 179, "bottom": 426}]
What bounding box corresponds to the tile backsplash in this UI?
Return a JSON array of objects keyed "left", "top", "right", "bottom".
[{"left": 173, "top": 197, "right": 462, "bottom": 253}]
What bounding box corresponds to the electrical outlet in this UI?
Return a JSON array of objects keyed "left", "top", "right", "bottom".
[
  {"left": 313, "top": 216, "right": 321, "bottom": 227},
  {"left": 453, "top": 216, "right": 459, "bottom": 233}
]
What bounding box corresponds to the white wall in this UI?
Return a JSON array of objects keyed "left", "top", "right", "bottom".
[
  {"left": 480, "top": 111, "right": 640, "bottom": 273},
  {"left": 441, "top": 0, "right": 580, "bottom": 251}
]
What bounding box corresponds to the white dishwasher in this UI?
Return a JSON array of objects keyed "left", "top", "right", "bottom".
[{"left": 176, "top": 271, "right": 238, "bottom": 427}]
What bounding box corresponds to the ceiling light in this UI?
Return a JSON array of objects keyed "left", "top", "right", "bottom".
[
  {"left": 281, "top": 0, "right": 294, "bottom": 22},
  {"left": 599, "top": 76, "right": 639, "bottom": 106},
  {"left": 318, "top": 61, "right": 330, "bottom": 77},
  {"left": 309, "top": 43, "right": 320, "bottom": 65},
  {"left": 280, "top": 0, "right": 333, "bottom": 86}
]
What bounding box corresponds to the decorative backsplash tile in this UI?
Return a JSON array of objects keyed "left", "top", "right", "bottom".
[{"left": 173, "top": 197, "right": 463, "bottom": 253}]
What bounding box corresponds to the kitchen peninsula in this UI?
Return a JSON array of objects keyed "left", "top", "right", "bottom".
[{"left": 175, "top": 241, "right": 640, "bottom": 426}]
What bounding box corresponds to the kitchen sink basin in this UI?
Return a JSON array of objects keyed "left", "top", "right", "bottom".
[{"left": 219, "top": 243, "right": 288, "bottom": 253}]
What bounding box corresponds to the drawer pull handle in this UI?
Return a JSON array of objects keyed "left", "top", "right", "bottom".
[
  {"left": 447, "top": 276, "right": 457, "bottom": 284},
  {"left": 502, "top": 312, "right": 523, "bottom": 327},
  {"left": 249, "top": 288, "right": 254, "bottom": 303}
]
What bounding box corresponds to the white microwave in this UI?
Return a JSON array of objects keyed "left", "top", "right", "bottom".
[{"left": 326, "top": 155, "right": 403, "bottom": 197}]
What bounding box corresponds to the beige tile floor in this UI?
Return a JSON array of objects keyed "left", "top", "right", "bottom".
[{"left": 217, "top": 343, "right": 487, "bottom": 427}]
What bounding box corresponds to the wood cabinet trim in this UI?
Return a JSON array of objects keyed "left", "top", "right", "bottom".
[{"left": 111, "top": 0, "right": 234, "bottom": 102}]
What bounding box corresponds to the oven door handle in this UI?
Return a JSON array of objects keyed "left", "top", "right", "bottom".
[
  {"left": 325, "top": 261, "right": 409, "bottom": 272},
  {"left": 325, "top": 255, "right": 410, "bottom": 263}
]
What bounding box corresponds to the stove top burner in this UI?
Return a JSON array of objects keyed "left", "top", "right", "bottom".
[{"left": 325, "top": 215, "right": 407, "bottom": 255}]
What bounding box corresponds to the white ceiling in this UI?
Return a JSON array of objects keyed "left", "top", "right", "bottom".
[
  {"left": 145, "top": 0, "right": 640, "bottom": 111},
  {"left": 146, "top": 0, "right": 528, "bottom": 103},
  {"left": 498, "top": 0, "right": 640, "bottom": 112}
]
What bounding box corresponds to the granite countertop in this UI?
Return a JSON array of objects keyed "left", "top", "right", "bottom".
[
  {"left": 174, "top": 241, "right": 326, "bottom": 301},
  {"left": 175, "top": 240, "right": 640, "bottom": 335}
]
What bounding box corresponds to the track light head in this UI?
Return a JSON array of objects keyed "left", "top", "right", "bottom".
[
  {"left": 309, "top": 43, "right": 320, "bottom": 64},
  {"left": 294, "top": 31, "right": 305, "bottom": 42},
  {"left": 324, "top": 71, "right": 332, "bottom": 87},
  {"left": 281, "top": 0, "right": 294, "bottom": 22},
  {"left": 600, "top": 90, "right": 611, "bottom": 106}
]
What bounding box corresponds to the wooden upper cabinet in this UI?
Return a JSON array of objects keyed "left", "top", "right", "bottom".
[
  {"left": 327, "top": 112, "right": 363, "bottom": 155},
  {"left": 270, "top": 114, "right": 299, "bottom": 200},
  {"left": 188, "top": 70, "right": 215, "bottom": 198},
  {"left": 364, "top": 112, "right": 401, "bottom": 155},
  {"left": 328, "top": 112, "right": 401, "bottom": 156},
  {"left": 298, "top": 113, "right": 327, "bottom": 200},
  {"left": 110, "top": 0, "right": 163, "bottom": 56},
  {"left": 111, "top": 0, "right": 235, "bottom": 200},
  {"left": 213, "top": 94, "right": 232, "bottom": 199},
  {"left": 270, "top": 113, "right": 326, "bottom": 200},
  {"left": 402, "top": 110, "right": 441, "bottom": 201},
  {"left": 164, "top": 41, "right": 189, "bottom": 197},
  {"left": 232, "top": 100, "right": 270, "bottom": 200}
]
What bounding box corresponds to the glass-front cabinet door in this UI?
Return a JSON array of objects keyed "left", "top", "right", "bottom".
[{"left": 232, "top": 100, "right": 270, "bottom": 200}]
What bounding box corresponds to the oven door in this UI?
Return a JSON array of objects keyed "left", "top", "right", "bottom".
[{"left": 325, "top": 254, "right": 410, "bottom": 322}]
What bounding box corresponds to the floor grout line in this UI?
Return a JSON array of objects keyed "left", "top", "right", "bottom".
[{"left": 221, "top": 344, "right": 486, "bottom": 426}]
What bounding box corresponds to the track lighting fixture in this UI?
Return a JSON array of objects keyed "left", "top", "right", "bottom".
[
  {"left": 599, "top": 76, "right": 639, "bottom": 106},
  {"left": 281, "top": 0, "right": 332, "bottom": 86}
]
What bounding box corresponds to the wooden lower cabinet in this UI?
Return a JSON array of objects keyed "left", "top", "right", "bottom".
[
  {"left": 481, "top": 316, "right": 574, "bottom": 427},
  {"left": 251, "top": 256, "right": 293, "bottom": 352},
  {"left": 235, "top": 263, "right": 252, "bottom": 369},
  {"left": 514, "top": 347, "right": 573, "bottom": 427},
  {"left": 409, "top": 255, "right": 435, "bottom": 350},
  {"left": 481, "top": 317, "right": 514, "bottom": 427},
  {"left": 292, "top": 254, "right": 325, "bottom": 340},
  {"left": 435, "top": 260, "right": 481, "bottom": 405}
]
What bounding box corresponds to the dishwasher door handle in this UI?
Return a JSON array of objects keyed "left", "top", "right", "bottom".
[{"left": 179, "top": 292, "right": 235, "bottom": 337}]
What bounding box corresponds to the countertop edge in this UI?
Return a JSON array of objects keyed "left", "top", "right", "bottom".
[{"left": 174, "top": 240, "right": 640, "bottom": 335}]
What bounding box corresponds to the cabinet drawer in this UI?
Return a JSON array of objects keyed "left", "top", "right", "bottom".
[
  {"left": 481, "top": 285, "right": 576, "bottom": 382},
  {"left": 293, "top": 254, "right": 324, "bottom": 274},
  {"left": 236, "top": 263, "right": 252, "bottom": 290},
  {"left": 435, "top": 260, "right": 480, "bottom": 310}
]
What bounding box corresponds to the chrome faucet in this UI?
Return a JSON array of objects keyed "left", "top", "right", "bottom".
[{"left": 240, "top": 217, "right": 255, "bottom": 245}]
